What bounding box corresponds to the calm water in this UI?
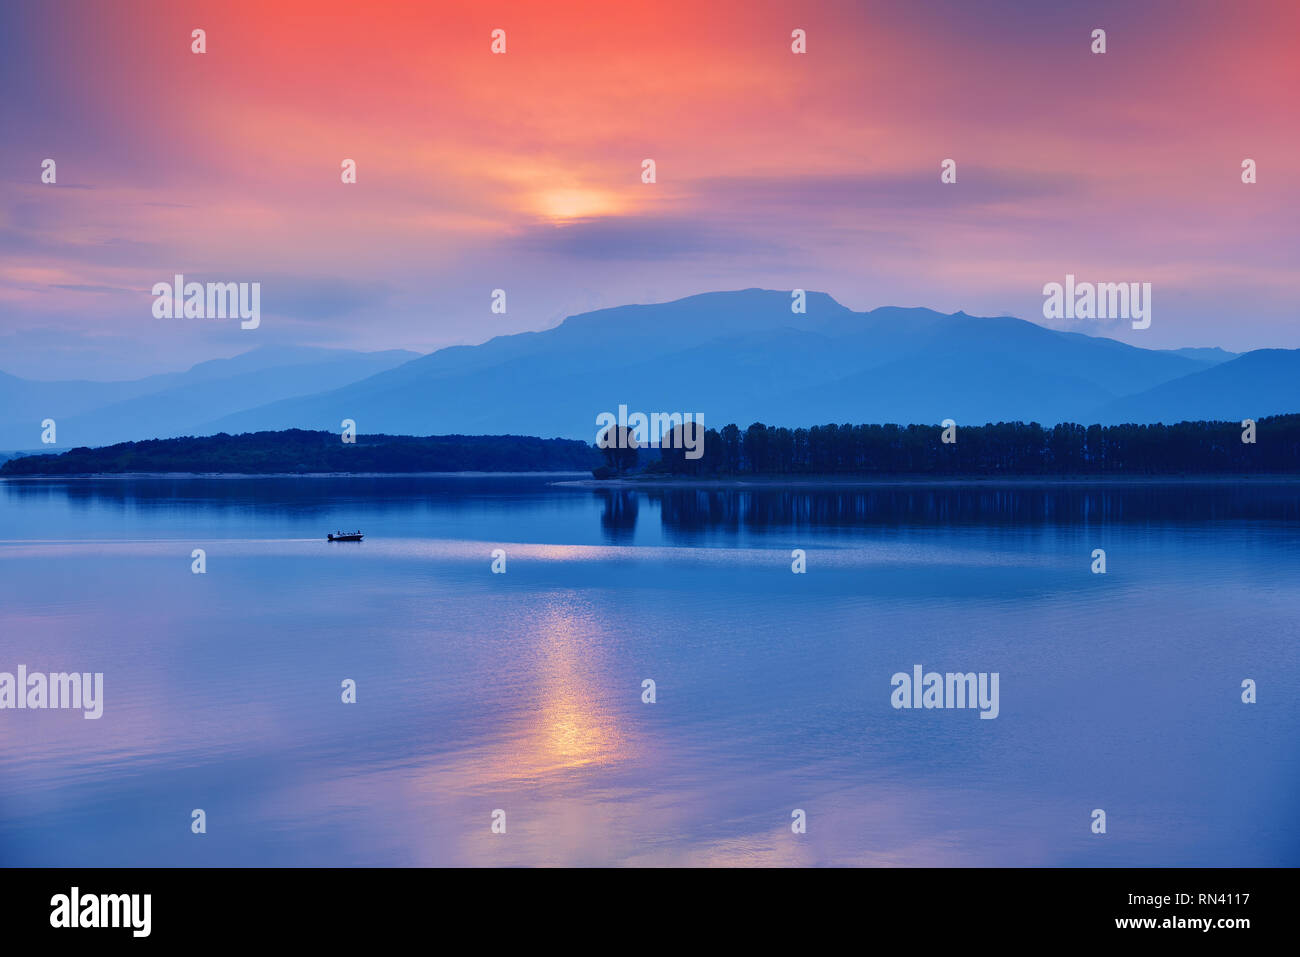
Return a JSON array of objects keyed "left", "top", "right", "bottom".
[{"left": 1, "top": 475, "right": 1297, "bottom": 866}]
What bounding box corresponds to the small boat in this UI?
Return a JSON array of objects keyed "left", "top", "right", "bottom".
[{"left": 328, "top": 531, "right": 364, "bottom": 542}]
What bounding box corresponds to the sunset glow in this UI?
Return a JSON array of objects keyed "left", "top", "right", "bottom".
[{"left": 2, "top": 0, "right": 1297, "bottom": 377}]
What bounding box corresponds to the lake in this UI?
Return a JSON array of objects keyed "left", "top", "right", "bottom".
[{"left": 1, "top": 475, "right": 1297, "bottom": 866}]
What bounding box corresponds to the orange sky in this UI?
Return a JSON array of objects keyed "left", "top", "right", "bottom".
[{"left": 2, "top": 0, "right": 1298, "bottom": 376}]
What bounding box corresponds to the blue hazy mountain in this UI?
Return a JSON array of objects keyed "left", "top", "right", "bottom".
[
  {"left": 201, "top": 290, "right": 1260, "bottom": 440},
  {"left": 0, "top": 367, "right": 183, "bottom": 432},
  {"left": 7, "top": 291, "right": 1286, "bottom": 449},
  {"left": 1167, "top": 347, "right": 1239, "bottom": 363},
  {"left": 1091, "top": 349, "right": 1300, "bottom": 424},
  {"left": 0, "top": 346, "right": 417, "bottom": 449}
]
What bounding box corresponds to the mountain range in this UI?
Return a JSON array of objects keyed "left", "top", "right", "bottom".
[
  {"left": 2, "top": 290, "right": 1297, "bottom": 449},
  {"left": 0, "top": 346, "right": 417, "bottom": 449}
]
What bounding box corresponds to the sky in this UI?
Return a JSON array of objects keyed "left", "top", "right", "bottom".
[{"left": 1, "top": 0, "right": 1297, "bottom": 380}]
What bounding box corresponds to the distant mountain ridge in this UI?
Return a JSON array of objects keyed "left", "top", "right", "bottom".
[
  {"left": 3, "top": 290, "right": 1295, "bottom": 449},
  {"left": 1093, "top": 349, "right": 1300, "bottom": 424},
  {"left": 198, "top": 290, "right": 1288, "bottom": 441},
  {"left": 0, "top": 346, "right": 418, "bottom": 449}
]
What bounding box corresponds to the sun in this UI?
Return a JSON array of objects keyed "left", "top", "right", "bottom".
[{"left": 534, "top": 187, "right": 623, "bottom": 222}]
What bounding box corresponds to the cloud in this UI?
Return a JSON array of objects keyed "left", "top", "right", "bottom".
[
  {"left": 508, "top": 216, "right": 789, "bottom": 262},
  {"left": 256, "top": 275, "right": 394, "bottom": 320},
  {"left": 49, "top": 283, "right": 123, "bottom": 294},
  {"left": 691, "top": 168, "right": 1081, "bottom": 214}
]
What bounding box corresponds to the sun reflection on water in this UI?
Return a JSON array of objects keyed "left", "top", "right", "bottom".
[{"left": 493, "top": 594, "right": 629, "bottom": 781}]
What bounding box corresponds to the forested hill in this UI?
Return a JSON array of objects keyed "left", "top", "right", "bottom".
[{"left": 0, "top": 430, "right": 602, "bottom": 475}]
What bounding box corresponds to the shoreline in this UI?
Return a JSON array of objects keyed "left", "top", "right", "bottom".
[
  {"left": 2, "top": 471, "right": 1296, "bottom": 486},
  {"left": 0, "top": 470, "right": 590, "bottom": 480},
  {"left": 554, "top": 473, "right": 1300, "bottom": 489}
]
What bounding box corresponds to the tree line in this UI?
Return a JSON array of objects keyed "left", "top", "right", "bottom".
[
  {"left": 1, "top": 430, "right": 602, "bottom": 475},
  {"left": 639, "top": 416, "right": 1300, "bottom": 476}
]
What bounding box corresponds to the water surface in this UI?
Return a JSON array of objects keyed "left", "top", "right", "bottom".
[{"left": 1, "top": 475, "right": 1296, "bottom": 866}]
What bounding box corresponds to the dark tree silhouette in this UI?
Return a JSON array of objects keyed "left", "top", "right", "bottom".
[
  {"left": 23, "top": 417, "right": 1293, "bottom": 478},
  {"left": 658, "top": 422, "right": 709, "bottom": 475},
  {"left": 597, "top": 424, "right": 640, "bottom": 475},
  {"left": 0, "top": 429, "right": 602, "bottom": 475},
  {"left": 597, "top": 415, "right": 1300, "bottom": 477}
]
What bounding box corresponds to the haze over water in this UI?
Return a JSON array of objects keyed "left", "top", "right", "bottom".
[{"left": 1, "top": 475, "right": 1296, "bottom": 866}]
